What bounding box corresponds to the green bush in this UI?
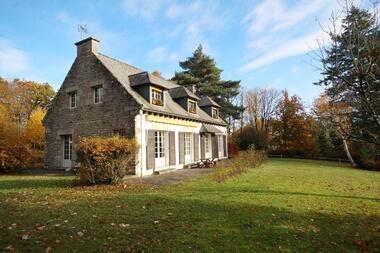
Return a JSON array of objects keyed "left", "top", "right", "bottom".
[
  {"left": 75, "top": 136, "right": 139, "bottom": 185},
  {"left": 214, "top": 149, "right": 266, "bottom": 183}
]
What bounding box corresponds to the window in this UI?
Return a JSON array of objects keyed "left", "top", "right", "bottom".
[
  {"left": 94, "top": 86, "right": 103, "bottom": 104},
  {"left": 205, "top": 135, "right": 210, "bottom": 153},
  {"left": 151, "top": 87, "right": 163, "bottom": 106},
  {"left": 212, "top": 107, "right": 219, "bottom": 119},
  {"left": 155, "top": 131, "right": 165, "bottom": 158},
  {"left": 185, "top": 133, "right": 192, "bottom": 155},
  {"left": 69, "top": 91, "right": 77, "bottom": 108},
  {"left": 63, "top": 135, "right": 72, "bottom": 160},
  {"left": 113, "top": 129, "right": 126, "bottom": 137},
  {"left": 218, "top": 135, "right": 224, "bottom": 157},
  {"left": 188, "top": 100, "right": 196, "bottom": 114}
]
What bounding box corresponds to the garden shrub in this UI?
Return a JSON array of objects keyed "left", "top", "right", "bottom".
[
  {"left": 75, "top": 136, "right": 139, "bottom": 185},
  {"left": 228, "top": 142, "right": 239, "bottom": 158},
  {"left": 213, "top": 149, "right": 266, "bottom": 183}
]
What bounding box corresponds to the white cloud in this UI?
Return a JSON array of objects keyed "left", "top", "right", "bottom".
[
  {"left": 147, "top": 46, "right": 179, "bottom": 64},
  {"left": 290, "top": 66, "right": 300, "bottom": 75},
  {"left": 239, "top": 30, "right": 327, "bottom": 72},
  {"left": 122, "top": 0, "right": 165, "bottom": 21},
  {"left": 0, "top": 39, "right": 29, "bottom": 74},
  {"left": 239, "top": 0, "right": 340, "bottom": 72},
  {"left": 164, "top": 1, "right": 226, "bottom": 52},
  {"left": 243, "top": 0, "right": 332, "bottom": 34}
]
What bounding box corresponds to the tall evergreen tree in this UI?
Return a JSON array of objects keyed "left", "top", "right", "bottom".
[
  {"left": 172, "top": 45, "right": 243, "bottom": 123},
  {"left": 316, "top": 5, "right": 380, "bottom": 145}
]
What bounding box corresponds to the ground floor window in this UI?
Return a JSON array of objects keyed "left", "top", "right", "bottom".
[
  {"left": 218, "top": 135, "right": 224, "bottom": 157},
  {"left": 63, "top": 135, "right": 72, "bottom": 160},
  {"left": 113, "top": 129, "right": 126, "bottom": 137},
  {"left": 155, "top": 131, "right": 165, "bottom": 158},
  {"left": 205, "top": 135, "right": 210, "bottom": 154},
  {"left": 185, "top": 133, "right": 192, "bottom": 156}
]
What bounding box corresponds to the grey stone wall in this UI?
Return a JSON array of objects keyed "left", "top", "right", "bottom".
[{"left": 43, "top": 53, "right": 141, "bottom": 170}]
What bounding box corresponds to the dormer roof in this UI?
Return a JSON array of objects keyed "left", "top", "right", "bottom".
[
  {"left": 169, "top": 86, "right": 200, "bottom": 100},
  {"left": 198, "top": 96, "right": 221, "bottom": 108},
  {"left": 128, "top": 71, "right": 173, "bottom": 89}
]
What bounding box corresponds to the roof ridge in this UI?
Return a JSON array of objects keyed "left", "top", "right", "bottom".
[{"left": 98, "top": 53, "right": 178, "bottom": 87}]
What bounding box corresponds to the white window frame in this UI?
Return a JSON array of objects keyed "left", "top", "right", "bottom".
[
  {"left": 218, "top": 135, "right": 224, "bottom": 157},
  {"left": 69, "top": 91, "right": 77, "bottom": 109},
  {"left": 188, "top": 99, "right": 197, "bottom": 114},
  {"left": 151, "top": 87, "right": 164, "bottom": 106},
  {"left": 205, "top": 135, "right": 210, "bottom": 154},
  {"left": 93, "top": 86, "right": 103, "bottom": 104},
  {"left": 184, "top": 133, "right": 193, "bottom": 163},
  {"left": 185, "top": 133, "right": 191, "bottom": 156},
  {"left": 212, "top": 107, "right": 219, "bottom": 119},
  {"left": 155, "top": 131, "right": 165, "bottom": 158},
  {"left": 63, "top": 135, "right": 72, "bottom": 160}
]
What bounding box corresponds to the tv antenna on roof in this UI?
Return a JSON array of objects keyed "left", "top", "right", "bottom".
[{"left": 77, "top": 24, "right": 87, "bottom": 39}]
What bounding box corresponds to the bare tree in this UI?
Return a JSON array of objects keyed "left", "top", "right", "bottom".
[{"left": 244, "top": 88, "right": 280, "bottom": 132}]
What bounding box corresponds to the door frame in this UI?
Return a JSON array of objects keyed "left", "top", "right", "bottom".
[{"left": 62, "top": 135, "right": 72, "bottom": 168}]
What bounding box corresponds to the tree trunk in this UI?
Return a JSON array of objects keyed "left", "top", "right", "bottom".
[{"left": 342, "top": 139, "right": 356, "bottom": 167}]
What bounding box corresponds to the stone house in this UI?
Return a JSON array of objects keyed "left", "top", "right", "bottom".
[{"left": 43, "top": 37, "right": 228, "bottom": 176}]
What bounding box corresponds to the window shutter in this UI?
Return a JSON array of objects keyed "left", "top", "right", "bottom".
[
  {"left": 193, "top": 133, "right": 199, "bottom": 161},
  {"left": 223, "top": 135, "right": 227, "bottom": 158},
  {"left": 169, "top": 131, "right": 176, "bottom": 166},
  {"left": 212, "top": 135, "right": 218, "bottom": 158},
  {"left": 200, "top": 135, "right": 205, "bottom": 159},
  {"left": 146, "top": 130, "right": 155, "bottom": 169},
  {"left": 179, "top": 132, "right": 185, "bottom": 164}
]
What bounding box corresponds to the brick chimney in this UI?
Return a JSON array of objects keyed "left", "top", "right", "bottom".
[{"left": 75, "top": 37, "right": 99, "bottom": 57}]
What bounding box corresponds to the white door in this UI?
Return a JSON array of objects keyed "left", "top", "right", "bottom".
[
  {"left": 184, "top": 133, "right": 193, "bottom": 163},
  {"left": 63, "top": 135, "right": 72, "bottom": 168},
  {"left": 155, "top": 131, "right": 166, "bottom": 167}
]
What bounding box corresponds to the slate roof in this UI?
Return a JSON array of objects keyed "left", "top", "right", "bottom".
[
  {"left": 198, "top": 96, "right": 221, "bottom": 108},
  {"left": 129, "top": 71, "right": 175, "bottom": 89},
  {"left": 200, "top": 124, "right": 223, "bottom": 134},
  {"left": 168, "top": 86, "right": 199, "bottom": 100},
  {"left": 96, "top": 53, "right": 226, "bottom": 126}
]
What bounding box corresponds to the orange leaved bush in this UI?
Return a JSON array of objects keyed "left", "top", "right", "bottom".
[{"left": 75, "top": 136, "right": 139, "bottom": 185}]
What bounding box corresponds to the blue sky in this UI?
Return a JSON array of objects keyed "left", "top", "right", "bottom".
[{"left": 0, "top": 0, "right": 368, "bottom": 106}]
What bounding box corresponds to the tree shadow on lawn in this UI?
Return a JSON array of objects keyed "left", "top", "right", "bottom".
[
  {"left": 0, "top": 176, "right": 73, "bottom": 191},
  {"left": 1, "top": 192, "right": 379, "bottom": 252},
  {"left": 198, "top": 187, "right": 380, "bottom": 202}
]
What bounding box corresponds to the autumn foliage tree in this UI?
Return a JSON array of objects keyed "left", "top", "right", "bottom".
[
  {"left": 0, "top": 77, "right": 55, "bottom": 172},
  {"left": 271, "top": 90, "right": 317, "bottom": 157}
]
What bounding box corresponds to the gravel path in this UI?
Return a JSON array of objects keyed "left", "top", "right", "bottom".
[{"left": 125, "top": 168, "right": 215, "bottom": 186}]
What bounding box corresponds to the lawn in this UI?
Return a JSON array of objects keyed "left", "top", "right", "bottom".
[{"left": 0, "top": 159, "right": 379, "bottom": 252}]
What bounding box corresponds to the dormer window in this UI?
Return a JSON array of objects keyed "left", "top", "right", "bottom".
[
  {"left": 188, "top": 99, "right": 197, "bottom": 114},
  {"left": 212, "top": 107, "right": 219, "bottom": 119},
  {"left": 93, "top": 85, "right": 103, "bottom": 104},
  {"left": 151, "top": 87, "right": 164, "bottom": 106},
  {"left": 69, "top": 91, "right": 77, "bottom": 109}
]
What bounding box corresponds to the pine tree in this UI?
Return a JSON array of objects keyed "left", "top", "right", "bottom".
[
  {"left": 172, "top": 45, "right": 243, "bottom": 122},
  {"left": 316, "top": 5, "right": 380, "bottom": 145}
]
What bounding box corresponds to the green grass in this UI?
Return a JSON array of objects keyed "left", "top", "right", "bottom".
[{"left": 0, "top": 158, "right": 379, "bottom": 252}]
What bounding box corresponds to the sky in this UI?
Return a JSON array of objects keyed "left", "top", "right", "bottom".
[{"left": 0, "top": 0, "right": 370, "bottom": 106}]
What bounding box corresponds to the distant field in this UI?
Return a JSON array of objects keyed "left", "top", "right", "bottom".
[{"left": 0, "top": 158, "right": 379, "bottom": 252}]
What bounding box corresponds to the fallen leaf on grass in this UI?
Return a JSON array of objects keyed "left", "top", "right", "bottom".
[
  {"left": 21, "top": 234, "right": 30, "bottom": 240},
  {"left": 36, "top": 225, "right": 46, "bottom": 231},
  {"left": 4, "top": 245, "right": 15, "bottom": 251}
]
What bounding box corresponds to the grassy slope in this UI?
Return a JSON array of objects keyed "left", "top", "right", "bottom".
[{"left": 0, "top": 159, "right": 379, "bottom": 252}]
